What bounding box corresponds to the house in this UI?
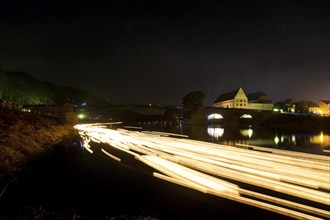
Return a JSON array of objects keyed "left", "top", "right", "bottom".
[
  {"left": 246, "top": 92, "right": 273, "bottom": 111},
  {"left": 284, "top": 99, "right": 296, "bottom": 113},
  {"left": 316, "top": 100, "right": 330, "bottom": 116},
  {"left": 308, "top": 102, "right": 322, "bottom": 115},
  {"left": 212, "top": 87, "right": 248, "bottom": 109}
]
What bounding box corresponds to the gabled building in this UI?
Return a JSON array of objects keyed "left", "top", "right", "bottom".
[
  {"left": 284, "top": 99, "right": 296, "bottom": 113},
  {"left": 316, "top": 100, "right": 330, "bottom": 116},
  {"left": 212, "top": 87, "right": 248, "bottom": 109}
]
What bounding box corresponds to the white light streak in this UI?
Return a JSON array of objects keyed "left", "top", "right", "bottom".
[{"left": 74, "top": 123, "right": 330, "bottom": 220}]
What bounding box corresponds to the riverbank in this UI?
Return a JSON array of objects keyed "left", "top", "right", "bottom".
[
  {"left": 260, "top": 113, "right": 330, "bottom": 133},
  {"left": 0, "top": 109, "right": 160, "bottom": 220},
  {"left": 0, "top": 108, "right": 76, "bottom": 176}
]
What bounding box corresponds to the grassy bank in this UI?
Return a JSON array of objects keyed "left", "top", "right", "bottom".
[{"left": 0, "top": 108, "right": 76, "bottom": 176}]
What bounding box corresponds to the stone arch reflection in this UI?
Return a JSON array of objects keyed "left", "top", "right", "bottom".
[
  {"left": 239, "top": 128, "right": 253, "bottom": 138},
  {"left": 207, "top": 125, "right": 224, "bottom": 140}
]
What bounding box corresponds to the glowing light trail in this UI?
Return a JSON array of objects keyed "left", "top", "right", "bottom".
[{"left": 74, "top": 123, "right": 330, "bottom": 220}]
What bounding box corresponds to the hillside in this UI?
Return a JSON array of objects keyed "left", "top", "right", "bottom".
[{"left": 0, "top": 68, "right": 107, "bottom": 106}]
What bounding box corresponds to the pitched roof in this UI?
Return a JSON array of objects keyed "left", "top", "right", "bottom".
[
  {"left": 308, "top": 101, "right": 320, "bottom": 108},
  {"left": 246, "top": 92, "right": 268, "bottom": 101},
  {"left": 319, "top": 100, "right": 330, "bottom": 104},
  {"left": 213, "top": 89, "right": 239, "bottom": 103}
]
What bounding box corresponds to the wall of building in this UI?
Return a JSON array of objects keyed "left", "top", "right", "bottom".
[
  {"left": 248, "top": 103, "right": 273, "bottom": 111},
  {"left": 316, "top": 101, "right": 330, "bottom": 116},
  {"left": 213, "top": 100, "right": 233, "bottom": 108}
]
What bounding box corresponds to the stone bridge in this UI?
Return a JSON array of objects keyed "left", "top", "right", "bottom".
[
  {"left": 25, "top": 104, "right": 78, "bottom": 124},
  {"left": 191, "top": 107, "right": 275, "bottom": 125}
]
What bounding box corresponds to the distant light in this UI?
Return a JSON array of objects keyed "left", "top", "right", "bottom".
[
  {"left": 274, "top": 136, "right": 279, "bottom": 145},
  {"left": 240, "top": 114, "right": 252, "bottom": 119},
  {"left": 78, "top": 113, "right": 85, "bottom": 119},
  {"left": 273, "top": 108, "right": 283, "bottom": 113}
]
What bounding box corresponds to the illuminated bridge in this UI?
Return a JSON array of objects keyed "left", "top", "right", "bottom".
[{"left": 192, "top": 107, "right": 275, "bottom": 125}]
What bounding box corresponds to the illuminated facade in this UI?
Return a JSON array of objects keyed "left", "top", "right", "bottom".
[
  {"left": 212, "top": 87, "right": 249, "bottom": 109},
  {"left": 308, "top": 102, "right": 322, "bottom": 115},
  {"left": 316, "top": 100, "right": 330, "bottom": 116},
  {"left": 212, "top": 88, "right": 273, "bottom": 110}
]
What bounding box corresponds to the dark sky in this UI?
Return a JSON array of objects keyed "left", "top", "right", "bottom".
[{"left": 1, "top": 0, "right": 329, "bottom": 105}]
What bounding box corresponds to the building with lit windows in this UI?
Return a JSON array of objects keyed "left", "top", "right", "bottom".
[
  {"left": 212, "top": 87, "right": 249, "bottom": 109},
  {"left": 308, "top": 102, "right": 322, "bottom": 115},
  {"left": 316, "top": 100, "right": 330, "bottom": 116},
  {"left": 212, "top": 88, "right": 273, "bottom": 111},
  {"left": 285, "top": 99, "right": 296, "bottom": 113}
]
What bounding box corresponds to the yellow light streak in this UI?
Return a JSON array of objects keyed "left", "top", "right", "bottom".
[
  {"left": 74, "top": 123, "right": 330, "bottom": 220},
  {"left": 101, "top": 148, "right": 121, "bottom": 162}
]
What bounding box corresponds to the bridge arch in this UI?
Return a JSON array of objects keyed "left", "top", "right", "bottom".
[
  {"left": 207, "top": 113, "right": 224, "bottom": 120},
  {"left": 240, "top": 114, "right": 252, "bottom": 119}
]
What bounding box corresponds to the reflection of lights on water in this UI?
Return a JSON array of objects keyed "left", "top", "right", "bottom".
[
  {"left": 310, "top": 131, "right": 330, "bottom": 147},
  {"left": 320, "top": 131, "right": 324, "bottom": 143},
  {"left": 273, "top": 132, "right": 330, "bottom": 148},
  {"left": 239, "top": 129, "right": 253, "bottom": 138},
  {"left": 274, "top": 136, "right": 280, "bottom": 145},
  {"left": 207, "top": 113, "right": 223, "bottom": 120},
  {"left": 207, "top": 126, "right": 224, "bottom": 139},
  {"left": 75, "top": 123, "right": 330, "bottom": 220}
]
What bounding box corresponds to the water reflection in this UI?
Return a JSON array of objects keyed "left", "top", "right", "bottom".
[
  {"left": 310, "top": 131, "right": 330, "bottom": 147},
  {"left": 139, "top": 122, "right": 330, "bottom": 155},
  {"left": 239, "top": 128, "right": 253, "bottom": 138},
  {"left": 206, "top": 127, "right": 329, "bottom": 155},
  {"left": 207, "top": 125, "right": 224, "bottom": 140}
]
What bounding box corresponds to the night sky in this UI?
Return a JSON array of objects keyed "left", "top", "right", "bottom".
[{"left": 1, "top": 0, "right": 329, "bottom": 105}]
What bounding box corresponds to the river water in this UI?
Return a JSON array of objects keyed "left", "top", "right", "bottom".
[
  {"left": 138, "top": 122, "right": 330, "bottom": 156},
  {"left": 0, "top": 123, "right": 328, "bottom": 219}
]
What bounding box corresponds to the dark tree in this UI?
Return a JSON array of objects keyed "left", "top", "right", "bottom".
[
  {"left": 274, "top": 101, "right": 285, "bottom": 110},
  {"left": 296, "top": 100, "right": 309, "bottom": 113},
  {"left": 182, "top": 91, "right": 205, "bottom": 111}
]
